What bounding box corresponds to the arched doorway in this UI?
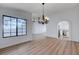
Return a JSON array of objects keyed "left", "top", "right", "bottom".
[{"left": 57, "top": 21, "right": 70, "bottom": 39}]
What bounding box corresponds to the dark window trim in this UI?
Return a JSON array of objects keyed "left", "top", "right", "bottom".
[{"left": 2, "top": 15, "right": 27, "bottom": 38}]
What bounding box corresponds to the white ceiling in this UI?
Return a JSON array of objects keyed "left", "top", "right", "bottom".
[{"left": 0, "top": 3, "right": 79, "bottom": 17}]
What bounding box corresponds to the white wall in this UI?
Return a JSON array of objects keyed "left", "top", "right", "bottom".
[
  {"left": 46, "top": 6, "right": 79, "bottom": 42},
  {"left": 0, "top": 6, "right": 32, "bottom": 48},
  {"left": 32, "top": 21, "right": 46, "bottom": 34}
]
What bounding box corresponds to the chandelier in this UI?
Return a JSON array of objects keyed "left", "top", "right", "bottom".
[{"left": 38, "top": 3, "right": 49, "bottom": 24}]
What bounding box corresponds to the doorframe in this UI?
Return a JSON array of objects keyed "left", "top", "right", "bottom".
[{"left": 57, "top": 20, "right": 72, "bottom": 40}]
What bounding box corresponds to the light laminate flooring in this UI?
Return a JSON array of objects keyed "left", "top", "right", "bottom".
[{"left": 0, "top": 37, "right": 79, "bottom": 55}]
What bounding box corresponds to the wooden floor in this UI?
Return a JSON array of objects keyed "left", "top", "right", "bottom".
[{"left": 0, "top": 37, "right": 79, "bottom": 55}]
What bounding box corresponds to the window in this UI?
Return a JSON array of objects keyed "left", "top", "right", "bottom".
[
  {"left": 10, "top": 18, "right": 16, "bottom": 36},
  {"left": 18, "top": 18, "right": 26, "bottom": 35},
  {"left": 3, "top": 16, "right": 10, "bottom": 37},
  {"left": 2, "top": 15, "right": 27, "bottom": 38}
]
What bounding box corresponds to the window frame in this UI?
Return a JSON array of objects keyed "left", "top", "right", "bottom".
[{"left": 2, "top": 15, "right": 27, "bottom": 38}]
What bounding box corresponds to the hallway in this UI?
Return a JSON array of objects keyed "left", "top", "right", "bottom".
[{"left": 0, "top": 37, "right": 79, "bottom": 55}]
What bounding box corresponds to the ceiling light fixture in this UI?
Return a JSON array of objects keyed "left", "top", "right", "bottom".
[{"left": 38, "top": 3, "right": 49, "bottom": 24}]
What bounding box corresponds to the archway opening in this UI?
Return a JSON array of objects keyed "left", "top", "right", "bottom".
[{"left": 57, "top": 21, "right": 70, "bottom": 39}]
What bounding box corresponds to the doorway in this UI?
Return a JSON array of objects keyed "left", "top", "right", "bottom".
[{"left": 57, "top": 21, "right": 70, "bottom": 39}]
